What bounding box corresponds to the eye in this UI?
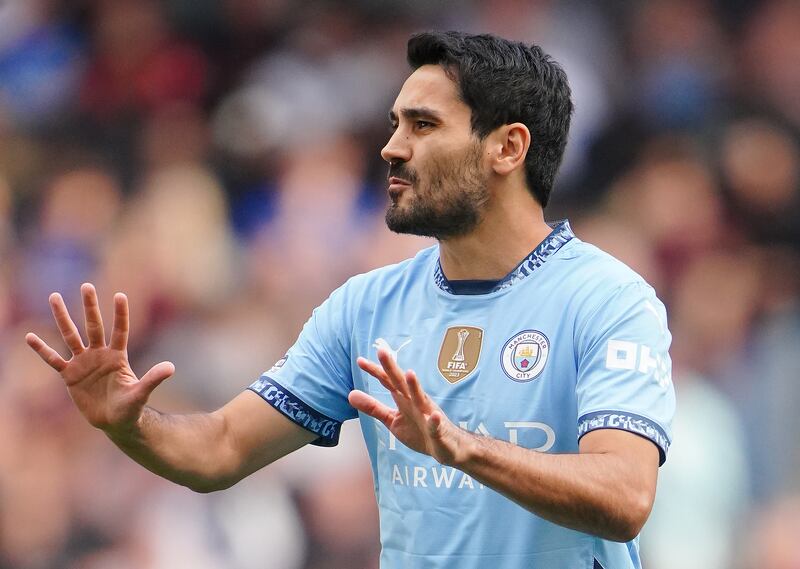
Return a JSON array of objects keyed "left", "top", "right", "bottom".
[
  {"left": 416, "top": 120, "right": 434, "bottom": 129},
  {"left": 389, "top": 122, "right": 398, "bottom": 133}
]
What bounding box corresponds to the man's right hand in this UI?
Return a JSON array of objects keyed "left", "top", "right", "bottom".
[
  {"left": 26, "top": 282, "right": 314, "bottom": 492},
  {"left": 25, "top": 283, "right": 175, "bottom": 437}
]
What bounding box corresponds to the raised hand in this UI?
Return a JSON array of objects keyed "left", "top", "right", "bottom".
[
  {"left": 25, "top": 283, "right": 174, "bottom": 436},
  {"left": 348, "top": 349, "right": 468, "bottom": 467}
]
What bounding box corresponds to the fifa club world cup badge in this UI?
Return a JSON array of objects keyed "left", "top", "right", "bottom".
[
  {"left": 437, "top": 326, "right": 483, "bottom": 384},
  {"left": 501, "top": 330, "right": 550, "bottom": 382}
]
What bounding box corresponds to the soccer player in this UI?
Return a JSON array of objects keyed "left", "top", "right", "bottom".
[{"left": 26, "top": 32, "right": 674, "bottom": 569}]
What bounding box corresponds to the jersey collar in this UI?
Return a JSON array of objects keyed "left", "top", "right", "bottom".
[{"left": 433, "top": 220, "right": 575, "bottom": 295}]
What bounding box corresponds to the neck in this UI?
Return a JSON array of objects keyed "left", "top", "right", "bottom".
[{"left": 438, "top": 188, "right": 553, "bottom": 281}]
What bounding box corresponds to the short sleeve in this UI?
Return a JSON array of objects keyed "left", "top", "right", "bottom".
[
  {"left": 575, "top": 282, "right": 675, "bottom": 465},
  {"left": 247, "top": 284, "right": 358, "bottom": 447}
]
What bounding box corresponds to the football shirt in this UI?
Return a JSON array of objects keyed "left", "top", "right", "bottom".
[{"left": 249, "top": 221, "right": 675, "bottom": 569}]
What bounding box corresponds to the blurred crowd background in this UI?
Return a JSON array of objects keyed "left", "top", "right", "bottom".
[{"left": 1, "top": 0, "right": 799, "bottom": 568}]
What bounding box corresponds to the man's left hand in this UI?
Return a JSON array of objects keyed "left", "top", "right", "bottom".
[{"left": 348, "top": 349, "right": 467, "bottom": 466}]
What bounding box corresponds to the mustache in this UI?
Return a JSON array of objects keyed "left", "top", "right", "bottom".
[{"left": 388, "top": 162, "right": 417, "bottom": 184}]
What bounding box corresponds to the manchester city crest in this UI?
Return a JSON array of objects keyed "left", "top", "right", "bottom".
[
  {"left": 501, "top": 330, "right": 549, "bottom": 382},
  {"left": 267, "top": 354, "right": 289, "bottom": 374}
]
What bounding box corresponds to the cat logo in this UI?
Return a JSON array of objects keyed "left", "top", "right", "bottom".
[{"left": 437, "top": 326, "right": 483, "bottom": 384}]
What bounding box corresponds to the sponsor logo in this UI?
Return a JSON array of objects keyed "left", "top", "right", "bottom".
[
  {"left": 605, "top": 340, "right": 671, "bottom": 388},
  {"left": 437, "top": 326, "right": 484, "bottom": 384},
  {"left": 382, "top": 418, "right": 557, "bottom": 490},
  {"left": 391, "top": 463, "right": 485, "bottom": 490},
  {"left": 379, "top": 419, "right": 556, "bottom": 453},
  {"left": 501, "top": 330, "right": 550, "bottom": 382}
]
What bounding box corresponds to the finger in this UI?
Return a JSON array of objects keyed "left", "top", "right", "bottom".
[
  {"left": 138, "top": 361, "right": 175, "bottom": 399},
  {"left": 25, "top": 332, "right": 68, "bottom": 372},
  {"left": 109, "top": 293, "right": 129, "bottom": 351},
  {"left": 49, "top": 292, "right": 85, "bottom": 355},
  {"left": 376, "top": 349, "right": 411, "bottom": 398},
  {"left": 81, "top": 283, "right": 106, "bottom": 348},
  {"left": 405, "top": 370, "right": 430, "bottom": 410},
  {"left": 348, "top": 389, "right": 397, "bottom": 427},
  {"left": 357, "top": 356, "right": 398, "bottom": 393}
]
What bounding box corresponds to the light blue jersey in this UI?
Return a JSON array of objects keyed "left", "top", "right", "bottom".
[{"left": 249, "top": 221, "right": 675, "bottom": 569}]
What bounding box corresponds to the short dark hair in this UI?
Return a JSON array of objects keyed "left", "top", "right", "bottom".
[{"left": 407, "top": 31, "right": 573, "bottom": 208}]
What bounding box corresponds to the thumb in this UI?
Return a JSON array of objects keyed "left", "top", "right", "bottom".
[
  {"left": 428, "top": 411, "right": 444, "bottom": 437},
  {"left": 138, "top": 361, "right": 175, "bottom": 398}
]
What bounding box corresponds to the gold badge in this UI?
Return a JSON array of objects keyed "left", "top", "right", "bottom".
[{"left": 437, "top": 326, "right": 484, "bottom": 384}]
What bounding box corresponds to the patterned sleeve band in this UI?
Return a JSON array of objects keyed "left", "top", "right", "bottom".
[
  {"left": 577, "top": 410, "right": 670, "bottom": 466},
  {"left": 247, "top": 376, "right": 342, "bottom": 447}
]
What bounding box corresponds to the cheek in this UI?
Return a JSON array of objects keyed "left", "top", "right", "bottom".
[
  {"left": 412, "top": 141, "right": 474, "bottom": 194},
  {"left": 408, "top": 162, "right": 430, "bottom": 193}
]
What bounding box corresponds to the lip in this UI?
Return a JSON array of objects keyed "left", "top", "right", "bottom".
[
  {"left": 388, "top": 176, "right": 412, "bottom": 187},
  {"left": 388, "top": 177, "right": 412, "bottom": 196}
]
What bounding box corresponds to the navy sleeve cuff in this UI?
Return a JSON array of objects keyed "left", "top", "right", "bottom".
[
  {"left": 578, "top": 410, "right": 670, "bottom": 466},
  {"left": 248, "top": 376, "right": 342, "bottom": 447}
]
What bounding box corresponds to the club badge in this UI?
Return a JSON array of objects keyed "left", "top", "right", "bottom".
[
  {"left": 267, "top": 354, "right": 288, "bottom": 374},
  {"left": 501, "top": 330, "right": 549, "bottom": 382},
  {"left": 437, "top": 326, "right": 483, "bottom": 384}
]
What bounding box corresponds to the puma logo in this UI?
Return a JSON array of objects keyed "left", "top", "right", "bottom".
[{"left": 373, "top": 337, "right": 412, "bottom": 361}]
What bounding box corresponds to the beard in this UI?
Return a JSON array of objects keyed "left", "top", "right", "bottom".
[{"left": 385, "top": 141, "right": 490, "bottom": 240}]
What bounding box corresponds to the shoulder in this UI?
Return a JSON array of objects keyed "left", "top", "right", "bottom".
[
  {"left": 556, "top": 238, "right": 650, "bottom": 294},
  {"left": 550, "top": 237, "right": 666, "bottom": 333}
]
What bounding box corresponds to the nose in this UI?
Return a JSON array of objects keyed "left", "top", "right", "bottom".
[{"left": 381, "top": 130, "right": 411, "bottom": 164}]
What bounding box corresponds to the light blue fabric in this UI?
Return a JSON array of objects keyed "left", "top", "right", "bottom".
[{"left": 249, "top": 221, "right": 675, "bottom": 569}]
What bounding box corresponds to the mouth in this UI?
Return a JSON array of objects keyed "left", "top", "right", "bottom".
[{"left": 388, "top": 177, "right": 412, "bottom": 199}]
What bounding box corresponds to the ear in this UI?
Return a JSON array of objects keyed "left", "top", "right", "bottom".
[{"left": 488, "top": 123, "right": 530, "bottom": 177}]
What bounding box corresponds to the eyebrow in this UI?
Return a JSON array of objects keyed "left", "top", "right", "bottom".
[{"left": 389, "top": 107, "right": 444, "bottom": 123}]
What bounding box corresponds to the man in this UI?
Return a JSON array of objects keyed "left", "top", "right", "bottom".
[{"left": 27, "top": 32, "right": 675, "bottom": 569}]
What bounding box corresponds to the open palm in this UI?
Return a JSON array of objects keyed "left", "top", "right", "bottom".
[{"left": 26, "top": 283, "right": 174, "bottom": 434}]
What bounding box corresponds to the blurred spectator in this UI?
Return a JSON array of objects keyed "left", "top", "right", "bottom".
[
  {"left": 669, "top": 252, "right": 762, "bottom": 376},
  {"left": 725, "top": 251, "right": 800, "bottom": 502},
  {"left": 739, "top": 0, "right": 800, "bottom": 127},
  {"left": 0, "top": 0, "right": 85, "bottom": 127},
  {"left": 211, "top": 20, "right": 403, "bottom": 157},
  {"left": 745, "top": 496, "right": 800, "bottom": 569},
  {"left": 17, "top": 166, "right": 122, "bottom": 318},
  {"left": 139, "top": 103, "right": 211, "bottom": 172},
  {"left": 719, "top": 117, "right": 800, "bottom": 247},
  {"left": 0, "top": 322, "right": 82, "bottom": 568},
  {"left": 244, "top": 135, "right": 372, "bottom": 324},
  {"left": 628, "top": 0, "right": 726, "bottom": 129},
  {"left": 80, "top": 0, "right": 207, "bottom": 121},
  {"left": 603, "top": 140, "right": 726, "bottom": 287}
]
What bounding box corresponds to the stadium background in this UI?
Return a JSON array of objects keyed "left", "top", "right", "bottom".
[{"left": 1, "top": 0, "right": 799, "bottom": 567}]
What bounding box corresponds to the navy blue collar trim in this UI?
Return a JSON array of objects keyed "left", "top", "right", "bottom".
[
  {"left": 446, "top": 278, "right": 503, "bottom": 295},
  {"left": 434, "top": 220, "right": 575, "bottom": 295}
]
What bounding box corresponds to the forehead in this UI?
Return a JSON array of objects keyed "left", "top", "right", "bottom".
[{"left": 392, "top": 64, "right": 471, "bottom": 122}]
